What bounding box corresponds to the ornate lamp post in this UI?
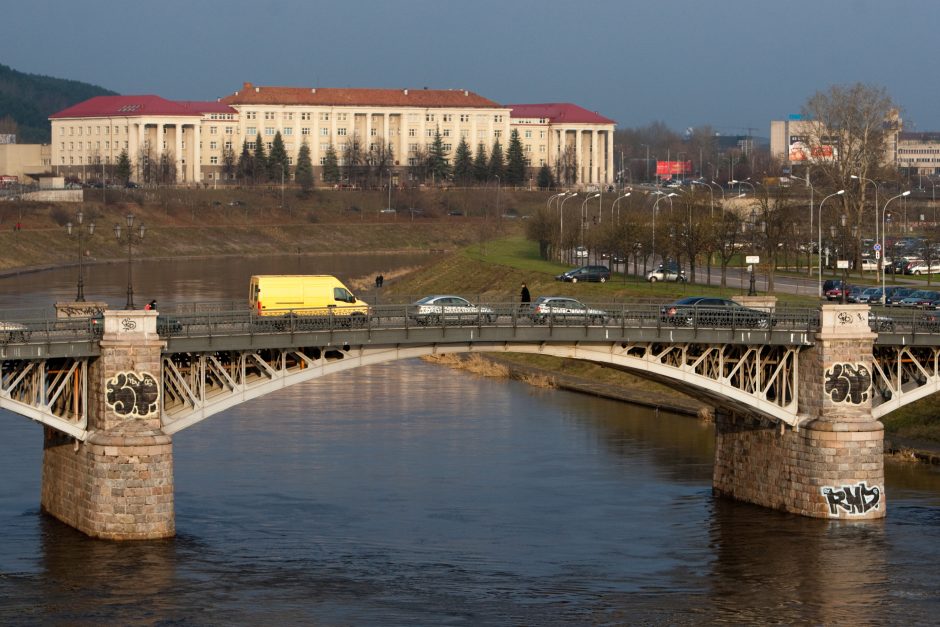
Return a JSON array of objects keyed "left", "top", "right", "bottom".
[
  {"left": 66, "top": 210, "right": 95, "bottom": 302},
  {"left": 114, "top": 213, "right": 146, "bottom": 310}
]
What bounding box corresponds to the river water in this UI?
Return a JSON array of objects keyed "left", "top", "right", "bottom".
[{"left": 1, "top": 255, "right": 940, "bottom": 625}]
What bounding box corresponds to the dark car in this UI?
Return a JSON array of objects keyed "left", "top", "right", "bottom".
[
  {"left": 660, "top": 297, "right": 772, "bottom": 329},
  {"left": 554, "top": 265, "right": 611, "bottom": 283},
  {"left": 897, "top": 290, "right": 940, "bottom": 308},
  {"left": 886, "top": 287, "right": 916, "bottom": 306}
]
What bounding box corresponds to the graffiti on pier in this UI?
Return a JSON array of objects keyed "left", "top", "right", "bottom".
[
  {"left": 825, "top": 363, "right": 872, "bottom": 404},
  {"left": 106, "top": 371, "right": 159, "bottom": 417},
  {"left": 821, "top": 482, "right": 881, "bottom": 516}
]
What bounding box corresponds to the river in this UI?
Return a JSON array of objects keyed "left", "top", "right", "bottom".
[{"left": 0, "top": 255, "right": 939, "bottom": 625}]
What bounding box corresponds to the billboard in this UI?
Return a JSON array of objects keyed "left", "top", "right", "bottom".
[
  {"left": 656, "top": 160, "right": 692, "bottom": 178},
  {"left": 789, "top": 134, "right": 838, "bottom": 162},
  {"left": 0, "top": 134, "right": 15, "bottom": 145}
]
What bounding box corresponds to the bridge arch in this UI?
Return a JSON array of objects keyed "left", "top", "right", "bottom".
[{"left": 161, "top": 340, "right": 803, "bottom": 434}]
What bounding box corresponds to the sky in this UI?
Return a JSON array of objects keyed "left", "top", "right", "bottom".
[{"left": 4, "top": 0, "right": 940, "bottom": 136}]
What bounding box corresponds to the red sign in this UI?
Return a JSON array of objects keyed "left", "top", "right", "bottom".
[{"left": 656, "top": 161, "right": 692, "bottom": 177}]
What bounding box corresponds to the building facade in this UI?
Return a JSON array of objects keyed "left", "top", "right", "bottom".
[{"left": 49, "top": 83, "right": 615, "bottom": 187}]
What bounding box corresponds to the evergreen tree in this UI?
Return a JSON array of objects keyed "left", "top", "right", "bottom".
[
  {"left": 115, "top": 148, "right": 132, "bottom": 184},
  {"left": 488, "top": 138, "right": 506, "bottom": 181},
  {"left": 252, "top": 133, "right": 268, "bottom": 183},
  {"left": 506, "top": 129, "right": 527, "bottom": 185},
  {"left": 294, "top": 141, "right": 314, "bottom": 191},
  {"left": 237, "top": 140, "right": 253, "bottom": 182},
  {"left": 322, "top": 144, "right": 340, "bottom": 183},
  {"left": 267, "top": 131, "right": 290, "bottom": 182},
  {"left": 428, "top": 128, "right": 451, "bottom": 182},
  {"left": 472, "top": 143, "right": 488, "bottom": 183},
  {"left": 537, "top": 163, "right": 554, "bottom": 190},
  {"left": 452, "top": 137, "right": 472, "bottom": 185}
]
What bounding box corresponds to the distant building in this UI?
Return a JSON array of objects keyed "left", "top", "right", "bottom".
[
  {"left": 896, "top": 132, "right": 940, "bottom": 175},
  {"left": 0, "top": 143, "right": 52, "bottom": 182},
  {"left": 48, "top": 83, "right": 615, "bottom": 187},
  {"left": 769, "top": 113, "right": 903, "bottom": 169}
]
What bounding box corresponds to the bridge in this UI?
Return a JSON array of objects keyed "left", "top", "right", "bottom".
[{"left": 3, "top": 298, "right": 935, "bottom": 538}]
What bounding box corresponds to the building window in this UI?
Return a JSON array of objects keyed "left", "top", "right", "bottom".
[
  {"left": 247, "top": 126, "right": 257, "bottom": 136},
  {"left": 320, "top": 143, "right": 329, "bottom": 152},
  {"left": 460, "top": 114, "right": 469, "bottom": 123},
  {"left": 494, "top": 115, "right": 503, "bottom": 123},
  {"left": 426, "top": 113, "right": 435, "bottom": 122},
  {"left": 246, "top": 111, "right": 257, "bottom": 120},
  {"left": 319, "top": 112, "right": 330, "bottom": 121},
  {"left": 443, "top": 143, "right": 452, "bottom": 152},
  {"left": 302, "top": 127, "right": 311, "bottom": 135},
  {"left": 426, "top": 129, "right": 435, "bottom": 137},
  {"left": 460, "top": 130, "right": 469, "bottom": 139},
  {"left": 265, "top": 127, "right": 275, "bottom": 136},
  {"left": 408, "top": 113, "right": 420, "bottom": 122},
  {"left": 247, "top": 142, "right": 256, "bottom": 149},
  {"left": 540, "top": 130, "right": 546, "bottom": 139},
  {"left": 284, "top": 127, "right": 293, "bottom": 136},
  {"left": 225, "top": 126, "right": 234, "bottom": 135},
  {"left": 524, "top": 130, "right": 532, "bottom": 139},
  {"left": 301, "top": 112, "right": 311, "bottom": 121},
  {"left": 408, "top": 128, "right": 416, "bottom": 137},
  {"left": 320, "top": 156, "right": 327, "bottom": 165},
  {"left": 442, "top": 129, "right": 451, "bottom": 137},
  {"left": 370, "top": 128, "right": 377, "bottom": 136},
  {"left": 210, "top": 141, "right": 218, "bottom": 150},
  {"left": 284, "top": 112, "right": 293, "bottom": 120},
  {"left": 210, "top": 126, "right": 218, "bottom": 135},
  {"left": 266, "top": 142, "right": 272, "bottom": 150},
  {"left": 320, "top": 128, "right": 330, "bottom": 136},
  {"left": 336, "top": 113, "right": 347, "bottom": 121},
  {"left": 494, "top": 130, "right": 502, "bottom": 138},
  {"left": 264, "top": 112, "right": 275, "bottom": 120},
  {"left": 224, "top": 141, "right": 232, "bottom": 149},
  {"left": 210, "top": 156, "right": 219, "bottom": 164},
  {"left": 442, "top": 114, "right": 453, "bottom": 122},
  {"left": 408, "top": 143, "right": 419, "bottom": 153}
]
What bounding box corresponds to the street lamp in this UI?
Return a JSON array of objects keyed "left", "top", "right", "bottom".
[
  {"left": 851, "top": 174, "right": 879, "bottom": 257},
  {"left": 640, "top": 144, "right": 650, "bottom": 183},
  {"left": 817, "top": 190, "right": 846, "bottom": 298},
  {"left": 881, "top": 191, "right": 911, "bottom": 303},
  {"left": 580, "top": 193, "right": 600, "bottom": 247},
  {"left": 652, "top": 192, "right": 677, "bottom": 267},
  {"left": 560, "top": 192, "right": 578, "bottom": 262},
  {"left": 113, "top": 213, "right": 146, "bottom": 310},
  {"left": 791, "top": 172, "right": 815, "bottom": 276},
  {"left": 691, "top": 180, "right": 714, "bottom": 216},
  {"left": 730, "top": 179, "right": 756, "bottom": 195},
  {"left": 611, "top": 192, "right": 631, "bottom": 222},
  {"left": 65, "top": 210, "right": 95, "bottom": 302}
]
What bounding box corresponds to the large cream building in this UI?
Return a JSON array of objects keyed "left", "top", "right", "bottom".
[{"left": 49, "top": 82, "right": 616, "bottom": 187}]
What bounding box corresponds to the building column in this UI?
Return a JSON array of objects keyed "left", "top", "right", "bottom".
[
  {"left": 606, "top": 130, "right": 614, "bottom": 185},
  {"left": 591, "top": 129, "right": 599, "bottom": 184},
  {"left": 575, "top": 129, "right": 583, "bottom": 187},
  {"left": 174, "top": 124, "right": 183, "bottom": 182},
  {"left": 713, "top": 304, "right": 885, "bottom": 519},
  {"left": 41, "top": 310, "right": 175, "bottom": 540},
  {"left": 193, "top": 124, "right": 202, "bottom": 183}
]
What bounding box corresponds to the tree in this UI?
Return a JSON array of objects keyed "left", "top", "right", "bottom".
[
  {"left": 452, "top": 137, "right": 473, "bottom": 185},
  {"left": 555, "top": 145, "right": 578, "bottom": 185},
  {"left": 295, "top": 141, "right": 314, "bottom": 192},
  {"left": 427, "top": 128, "right": 451, "bottom": 182},
  {"left": 252, "top": 133, "right": 268, "bottom": 183},
  {"left": 267, "top": 131, "right": 290, "bottom": 182},
  {"left": 472, "top": 143, "right": 488, "bottom": 183},
  {"left": 341, "top": 132, "right": 366, "bottom": 186},
  {"left": 488, "top": 138, "right": 506, "bottom": 181},
  {"left": 800, "top": 83, "right": 898, "bottom": 257},
  {"left": 237, "top": 140, "right": 253, "bottom": 183},
  {"left": 221, "top": 142, "right": 237, "bottom": 180},
  {"left": 506, "top": 129, "right": 527, "bottom": 185},
  {"left": 322, "top": 144, "right": 340, "bottom": 184},
  {"left": 537, "top": 164, "right": 554, "bottom": 190},
  {"left": 115, "top": 148, "right": 132, "bottom": 184}
]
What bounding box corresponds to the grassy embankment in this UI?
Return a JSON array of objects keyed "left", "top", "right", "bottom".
[
  {"left": 383, "top": 235, "right": 940, "bottom": 442},
  {"left": 0, "top": 187, "right": 545, "bottom": 273}
]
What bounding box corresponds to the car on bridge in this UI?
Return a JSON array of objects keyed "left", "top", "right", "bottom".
[
  {"left": 0, "top": 321, "right": 29, "bottom": 343},
  {"left": 660, "top": 297, "right": 772, "bottom": 329},
  {"left": 527, "top": 296, "right": 608, "bottom": 325},
  {"left": 409, "top": 295, "right": 496, "bottom": 325},
  {"left": 555, "top": 265, "right": 611, "bottom": 283}
]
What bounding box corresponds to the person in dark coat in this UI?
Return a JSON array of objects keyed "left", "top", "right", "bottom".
[{"left": 519, "top": 283, "right": 531, "bottom": 314}]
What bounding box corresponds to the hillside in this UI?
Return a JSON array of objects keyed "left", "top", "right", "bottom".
[{"left": 0, "top": 64, "right": 115, "bottom": 143}]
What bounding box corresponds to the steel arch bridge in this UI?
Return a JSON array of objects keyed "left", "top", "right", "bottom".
[{"left": 1, "top": 303, "right": 939, "bottom": 440}]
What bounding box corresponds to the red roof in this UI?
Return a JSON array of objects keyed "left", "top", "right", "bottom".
[
  {"left": 178, "top": 101, "right": 238, "bottom": 115},
  {"left": 507, "top": 103, "right": 615, "bottom": 125},
  {"left": 49, "top": 95, "right": 219, "bottom": 119},
  {"left": 221, "top": 82, "right": 504, "bottom": 109}
]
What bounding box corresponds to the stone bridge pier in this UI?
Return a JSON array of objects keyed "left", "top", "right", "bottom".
[
  {"left": 713, "top": 304, "right": 885, "bottom": 519},
  {"left": 41, "top": 310, "right": 175, "bottom": 539}
]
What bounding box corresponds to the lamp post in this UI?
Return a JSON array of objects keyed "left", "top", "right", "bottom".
[
  {"left": 652, "top": 192, "right": 676, "bottom": 267},
  {"left": 114, "top": 213, "right": 146, "bottom": 310},
  {"left": 691, "top": 180, "right": 714, "bottom": 216},
  {"left": 851, "top": 174, "right": 878, "bottom": 256},
  {"left": 580, "top": 192, "right": 600, "bottom": 247},
  {"left": 560, "top": 192, "right": 577, "bottom": 263},
  {"left": 65, "top": 210, "right": 95, "bottom": 302},
  {"left": 817, "top": 190, "right": 846, "bottom": 298},
  {"left": 611, "top": 192, "right": 631, "bottom": 222},
  {"left": 730, "top": 179, "right": 756, "bottom": 195},
  {"left": 641, "top": 143, "right": 650, "bottom": 183},
  {"left": 387, "top": 168, "right": 393, "bottom": 211},
  {"left": 791, "top": 172, "right": 815, "bottom": 275},
  {"left": 881, "top": 191, "right": 911, "bottom": 303}
]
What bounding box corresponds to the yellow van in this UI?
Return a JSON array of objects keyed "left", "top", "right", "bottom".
[{"left": 249, "top": 275, "right": 370, "bottom": 322}]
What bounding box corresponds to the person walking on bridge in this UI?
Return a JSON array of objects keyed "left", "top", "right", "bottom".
[{"left": 519, "top": 283, "right": 531, "bottom": 316}]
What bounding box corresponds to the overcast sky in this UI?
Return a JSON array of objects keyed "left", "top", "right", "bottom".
[{"left": 4, "top": 0, "right": 939, "bottom": 135}]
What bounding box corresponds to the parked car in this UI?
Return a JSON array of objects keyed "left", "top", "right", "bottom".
[
  {"left": 854, "top": 287, "right": 884, "bottom": 304},
  {"left": 845, "top": 285, "right": 869, "bottom": 303},
  {"left": 527, "top": 296, "right": 608, "bottom": 325},
  {"left": 897, "top": 290, "right": 940, "bottom": 308},
  {"left": 660, "top": 297, "right": 773, "bottom": 329},
  {"left": 825, "top": 284, "right": 856, "bottom": 301},
  {"left": 905, "top": 260, "right": 940, "bottom": 275},
  {"left": 409, "top": 295, "right": 496, "bottom": 324},
  {"left": 885, "top": 287, "right": 917, "bottom": 306},
  {"left": 555, "top": 265, "right": 611, "bottom": 283},
  {"left": 646, "top": 262, "right": 686, "bottom": 283}
]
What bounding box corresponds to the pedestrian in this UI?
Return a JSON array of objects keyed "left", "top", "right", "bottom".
[
  {"left": 145, "top": 299, "right": 157, "bottom": 311},
  {"left": 519, "top": 283, "right": 531, "bottom": 315}
]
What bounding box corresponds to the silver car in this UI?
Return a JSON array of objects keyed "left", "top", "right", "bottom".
[
  {"left": 409, "top": 295, "right": 496, "bottom": 325},
  {"left": 527, "top": 296, "right": 608, "bottom": 325}
]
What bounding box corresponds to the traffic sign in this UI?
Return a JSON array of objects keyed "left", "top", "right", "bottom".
[{"left": 873, "top": 243, "right": 882, "bottom": 251}]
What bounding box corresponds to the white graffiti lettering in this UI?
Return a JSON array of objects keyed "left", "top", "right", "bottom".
[{"left": 821, "top": 482, "right": 881, "bottom": 516}]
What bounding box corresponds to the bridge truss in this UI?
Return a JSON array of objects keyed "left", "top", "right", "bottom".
[
  {"left": 0, "top": 356, "right": 88, "bottom": 439},
  {"left": 871, "top": 345, "right": 940, "bottom": 419}
]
